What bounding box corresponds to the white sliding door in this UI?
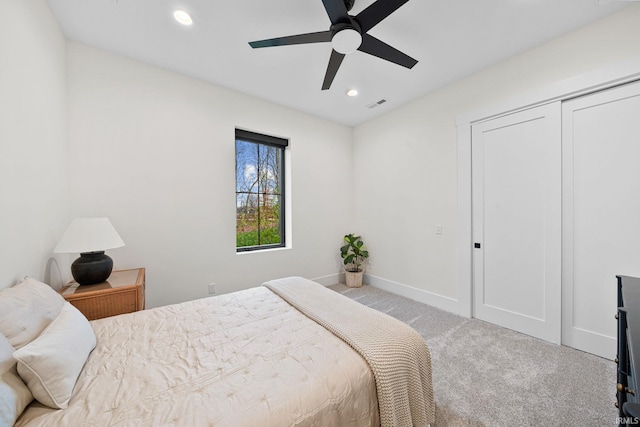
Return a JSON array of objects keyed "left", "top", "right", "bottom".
[
  {"left": 562, "top": 80, "right": 640, "bottom": 360},
  {"left": 472, "top": 103, "right": 562, "bottom": 344}
]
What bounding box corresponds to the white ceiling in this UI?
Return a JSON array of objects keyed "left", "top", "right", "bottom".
[{"left": 47, "top": 0, "right": 631, "bottom": 126}]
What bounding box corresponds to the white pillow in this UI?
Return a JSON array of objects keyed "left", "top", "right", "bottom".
[
  {"left": 13, "top": 302, "right": 96, "bottom": 409},
  {"left": 0, "top": 277, "right": 65, "bottom": 349},
  {"left": 0, "top": 333, "right": 33, "bottom": 426}
]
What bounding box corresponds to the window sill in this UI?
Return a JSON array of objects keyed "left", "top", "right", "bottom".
[{"left": 236, "top": 246, "right": 291, "bottom": 255}]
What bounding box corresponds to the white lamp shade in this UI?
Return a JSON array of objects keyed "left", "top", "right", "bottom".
[{"left": 54, "top": 218, "right": 125, "bottom": 254}]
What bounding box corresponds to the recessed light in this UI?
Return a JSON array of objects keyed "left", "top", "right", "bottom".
[
  {"left": 173, "top": 10, "right": 193, "bottom": 26},
  {"left": 346, "top": 89, "right": 358, "bottom": 97}
]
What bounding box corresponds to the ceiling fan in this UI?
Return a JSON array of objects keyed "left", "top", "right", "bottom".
[{"left": 248, "top": 0, "right": 417, "bottom": 90}]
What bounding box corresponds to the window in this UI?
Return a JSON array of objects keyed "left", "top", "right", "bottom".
[{"left": 235, "top": 129, "right": 287, "bottom": 252}]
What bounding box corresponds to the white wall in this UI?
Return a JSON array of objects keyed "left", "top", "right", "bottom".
[
  {"left": 66, "top": 42, "right": 353, "bottom": 307},
  {"left": 352, "top": 5, "right": 640, "bottom": 309},
  {"left": 0, "top": 0, "right": 70, "bottom": 289},
  {"left": 4, "top": 1, "right": 640, "bottom": 310}
]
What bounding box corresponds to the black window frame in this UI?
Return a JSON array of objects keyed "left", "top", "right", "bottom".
[{"left": 235, "top": 129, "right": 288, "bottom": 252}]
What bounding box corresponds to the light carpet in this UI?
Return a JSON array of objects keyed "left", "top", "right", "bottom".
[{"left": 328, "top": 283, "right": 617, "bottom": 427}]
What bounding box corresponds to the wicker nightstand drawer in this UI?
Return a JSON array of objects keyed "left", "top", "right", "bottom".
[{"left": 59, "top": 268, "right": 145, "bottom": 320}]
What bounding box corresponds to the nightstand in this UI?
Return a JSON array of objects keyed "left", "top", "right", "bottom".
[{"left": 58, "top": 268, "right": 145, "bottom": 320}]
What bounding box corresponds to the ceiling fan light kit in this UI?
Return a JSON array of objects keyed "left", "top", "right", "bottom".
[
  {"left": 331, "top": 26, "right": 362, "bottom": 54},
  {"left": 248, "top": 0, "right": 417, "bottom": 91}
]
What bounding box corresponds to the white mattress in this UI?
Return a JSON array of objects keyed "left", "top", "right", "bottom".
[{"left": 16, "top": 286, "right": 379, "bottom": 426}]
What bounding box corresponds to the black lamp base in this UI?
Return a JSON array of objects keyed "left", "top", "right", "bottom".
[{"left": 71, "top": 252, "right": 113, "bottom": 285}]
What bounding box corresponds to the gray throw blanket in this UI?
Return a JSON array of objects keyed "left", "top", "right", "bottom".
[{"left": 264, "top": 277, "right": 435, "bottom": 427}]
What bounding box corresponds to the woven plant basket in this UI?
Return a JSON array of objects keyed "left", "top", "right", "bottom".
[{"left": 345, "top": 270, "right": 364, "bottom": 288}]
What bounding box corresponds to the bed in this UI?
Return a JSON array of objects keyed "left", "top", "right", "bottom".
[{"left": 0, "top": 276, "right": 434, "bottom": 427}]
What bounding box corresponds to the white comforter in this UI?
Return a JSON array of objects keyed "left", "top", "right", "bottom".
[{"left": 16, "top": 286, "right": 379, "bottom": 427}]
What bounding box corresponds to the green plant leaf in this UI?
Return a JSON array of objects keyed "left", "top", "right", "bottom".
[{"left": 340, "top": 233, "right": 368, "bottom": 269}]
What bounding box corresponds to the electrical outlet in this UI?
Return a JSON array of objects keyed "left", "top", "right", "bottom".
[
  {"left": 208, "top": 283, "right": 216, "bottom": 295},
  {"left": 435, "top": 225, "right": 443, "bottom": 235}
]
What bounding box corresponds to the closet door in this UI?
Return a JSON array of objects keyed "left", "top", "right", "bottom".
[
  {"left": 562, "top": 80, "right": 640, "bottom": 360},
  {"left": 472, "top": 102, "right": 561, "bottom": 343}
]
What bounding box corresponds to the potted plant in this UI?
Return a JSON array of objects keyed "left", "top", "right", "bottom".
[{"left": 340, "top": 233, "right": 369, "bottom": 288}]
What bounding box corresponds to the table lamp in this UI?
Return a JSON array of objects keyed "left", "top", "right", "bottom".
[{"left": 54, "top": 218, "right": 125, "bottom": 285}]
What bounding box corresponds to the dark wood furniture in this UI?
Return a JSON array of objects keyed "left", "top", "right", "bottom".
[
  {"left": 617, "top": 275, "right": 640, "bottom": 426},
  {"left": 58, "top": 268, "right": 145, "bottom": 320}
]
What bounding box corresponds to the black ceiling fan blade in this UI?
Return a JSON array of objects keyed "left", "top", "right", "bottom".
[
  {"left": 358, "top": 33, "right": 417, "bottom": 69},
  {"left": 249, "top": 31, "right": 332, "bottom": 48},
  {"left": 355, "top": 0, "right": 410, "bottom": 33},
  {"left": 322, "top": 50, "right": 346, "bottom": 90},
  {"left": 322, "top": 0, "right": 349, "bottom": 26}
]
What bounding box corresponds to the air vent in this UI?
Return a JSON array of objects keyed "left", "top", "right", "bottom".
[{"left": 366, "top": 99, "right": 388, "bottom": 109}]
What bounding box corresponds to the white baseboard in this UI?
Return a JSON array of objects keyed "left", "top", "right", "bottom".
[
  {"left": 312, "top": 272, "right": 344, "bottom": 286},
  {"left": 313, "top": 272, "right": 462, "bottom": 316},
  {"left": 364, "top": 274, "right": 461, "bottom": 315}
]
